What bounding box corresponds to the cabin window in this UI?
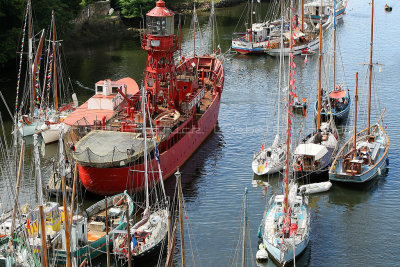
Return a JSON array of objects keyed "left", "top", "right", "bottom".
[
  {"left": 96, "top": 86, "right": 103, "bottom": 94},
  {"left": 82, "top": 224, "right": 85, "bottom": 233},
  {"left": 147, "top": 16, "right": 174, "bottom": 36},
  {"left": 112, "top": 87, "right": 119, "bottom": 94}
]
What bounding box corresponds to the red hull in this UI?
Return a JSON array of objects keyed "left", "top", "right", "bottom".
[{"left": 79, "top": 93, "right": 221, "bottom": 195}]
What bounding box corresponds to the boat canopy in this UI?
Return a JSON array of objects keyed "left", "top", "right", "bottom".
[
  {"left": 329, "top": 89, "right": 346, "bottom": 99},
  {"left": 72, "top": 130, "right": 155, "bottom": 167},
  {"left": 294, "top": 143, "right": 328, "bottom": 160}
]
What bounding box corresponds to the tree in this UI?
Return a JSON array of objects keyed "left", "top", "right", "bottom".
[
  {"left": 119, "top": 0, "right": 154, "bottom": 19},
  {"left": 0, "top": 0, "right": 80, "bottom": 65}
]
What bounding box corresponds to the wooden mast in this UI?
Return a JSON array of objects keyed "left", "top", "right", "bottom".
[
  {"left": 33, "top": 134, "right": 48, "bottom": 267},
  {"left": 7, "top": 140, "right": 25, "bottom": 254},
  {"left": 59, "top": 128, "right": 72, "bottom": 267},
  {"left": 354, "top": 72, "right": 359, "bottom": 151},
  {"left": 284, "top": 0, "right": 294, "bottom": 214},
  {"left": 250, "top": 0, "right": 253, "bottom": 42},
  {"left": 212, "top": 0, "right": 215, "bottom": 53},
  {"left": 28, "top": 0, "right": 34, "bottom": 118},
  {"left": 241, "top": 188, "right": 248, "bottom": 267},
  {"left": 179, "top": 15, "right": 182, "bottom": 63},
  {"left": 317, "top": 0, "right": 323, "bottom": 130},
  {"left": 52, "top": 11, "right": 58, "bottom": 111},
  {"left": 301, "top": 0, "right": 304, "bottom": 32},
  {"left": 367, "top": 0, "right": 374, "bottom": 135},
  {"left": 177, "top": 169, "right": 186, "bottom": 267},
  {"left": 32, "top": 31, "right": 45, "bottom": 118},
  {"left": 193, "top": 4, "right": 196, "bottom": 57}
]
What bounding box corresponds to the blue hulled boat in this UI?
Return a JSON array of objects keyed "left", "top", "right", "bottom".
[
  {"left": 314, "top": 88, "right": 351, "bottom": 124},
  {"left": 329, "top": 124, "right": 389, "bottom": 183}
]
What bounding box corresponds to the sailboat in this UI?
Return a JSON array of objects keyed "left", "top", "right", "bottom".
[
  {"left": 15, "top": 0, "right": 46, "bottom": 137},
  {"left": 113, "top": 87, "right": 169, "bottom": 262},
  {"left": 293, "top": 0, "right": 339, "bottom": 178},
  {"left": 48, "top": 128, "right": 134, "bottom": 266},
  {"left": 15, "top": 4, "right": 76, "bottom": 138},
  {"left": 329, "top": 0, "right": 389, "bottom": 183},
  {"left": 258, "top": 8, "right": 310, "bottom": 264},
  {"left": 37, "top": 11, "right": 77, "bottom": 144},
  {"left": 252, "top": 14, "right": 286, "bottom": 176},
  {"left": 232, "top": 0, "right": 283, "bottom": 54},
  {"left": 304, "top": 0, "right": 347, "bottom": 24},
  {"left": 0, "top": 137, "right": 41, "bottom": 266},
  {"left": 263, "top": 0, "right": 329, "bottom": 56},
  {"left": 314, "top": 0, "right": 350, "bottom": 124}
]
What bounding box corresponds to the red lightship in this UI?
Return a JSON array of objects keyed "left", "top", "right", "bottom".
[{"left": 69, "top": 0, "right": 224, "bottom": 195}]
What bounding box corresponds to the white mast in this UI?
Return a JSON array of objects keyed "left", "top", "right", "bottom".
[
  {"left": 274, "top": 11, "right": 285, "bottom": 147},
  {"left": 33, "top": 134, "right": 48, "bottom": 267},
  {"left": 142, "top": 87, "right": 149, "bottom": 209}
]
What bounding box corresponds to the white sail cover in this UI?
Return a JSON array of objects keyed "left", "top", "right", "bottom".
[{"left": 294, "top": 143, "right": 328, "bottom": 160}]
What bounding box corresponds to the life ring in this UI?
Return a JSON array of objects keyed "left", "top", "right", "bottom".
[{"left": 113, "top": 195, "right": 126, "bottom": 206}]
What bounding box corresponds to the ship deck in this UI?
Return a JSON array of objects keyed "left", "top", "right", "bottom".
[{"left": 72, "top": 130, "right": 155, "bottom": 167}]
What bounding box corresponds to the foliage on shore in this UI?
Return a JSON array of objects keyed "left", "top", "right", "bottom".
[{"left": 0, "top": 0, "right": 240, "bottom": 65}]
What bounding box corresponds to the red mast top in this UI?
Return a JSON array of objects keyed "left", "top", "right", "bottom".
[{"left": 142, "top": 0, "right": 178, "bottom": 114}]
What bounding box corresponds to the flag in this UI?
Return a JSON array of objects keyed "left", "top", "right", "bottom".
[
  {"left": 26, "top": 218, "right": 30, "bottom": 230},
  {"left": 131, "top": 235, "right": 138, "bottom": 249},
  {"left": 155, "top": 146, "right": 160, "bottom": 164}
]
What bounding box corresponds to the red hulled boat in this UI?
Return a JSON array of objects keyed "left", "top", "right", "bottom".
[{"left": 67, "top": 0, "right": 224, "bottom": 195}]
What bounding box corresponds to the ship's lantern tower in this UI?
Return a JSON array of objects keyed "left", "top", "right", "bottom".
[{"left": 142, "top": 0, "right": 178, "bottom": 113}]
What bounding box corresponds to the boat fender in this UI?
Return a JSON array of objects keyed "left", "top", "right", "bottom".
[
  {"left": 386, "top": 157, "right": 389, "bottom": 166},
  {"left": 378, "top": 167, "right": 381, "bottom": 176},
  {"left": 257, "top": 224, "right": 263, "bottom": 238},
  {"left": 113, "top": 195, "right": 126, "bottom": 206},
  {"left": 256, "top": 243, "right": 268, "bottom": 262}
]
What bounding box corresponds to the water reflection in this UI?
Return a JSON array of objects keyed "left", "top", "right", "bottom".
[{"left": 164, "top": 125, "right": 225, "bottom": 203}]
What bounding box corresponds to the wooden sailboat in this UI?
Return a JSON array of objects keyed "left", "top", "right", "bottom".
[
  {"left": 329, "top": 0, "right": 390, "bottom": 183},
  {"left": 16, "top": 5, "right": 76, "bottom": 139},
  {"left": 38, "top": 11, "right": 77, "bottom": 144},
  {"left": 258, "top": 6, "right": 310, "bottom": 265},
  {"left": 314, "top": 0, "right": 350, "bottom": 124},
  {"left": 113, "top": 87, "right": 169, "bottom": 262},
  {"left": 293, "top": 0, "right": 339, "bottom": 178},
  {"left": 252, "top": 14, "right": 286, "bottom": 176},
  {"left": 16, "top": 7, "right": 46, "bottom": 137},
  {"left": 15, "top": 0, "right": 48, "bottom": 137},
  {"left": 48, "top": 128, "right": 134, "bottom": 265}
]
